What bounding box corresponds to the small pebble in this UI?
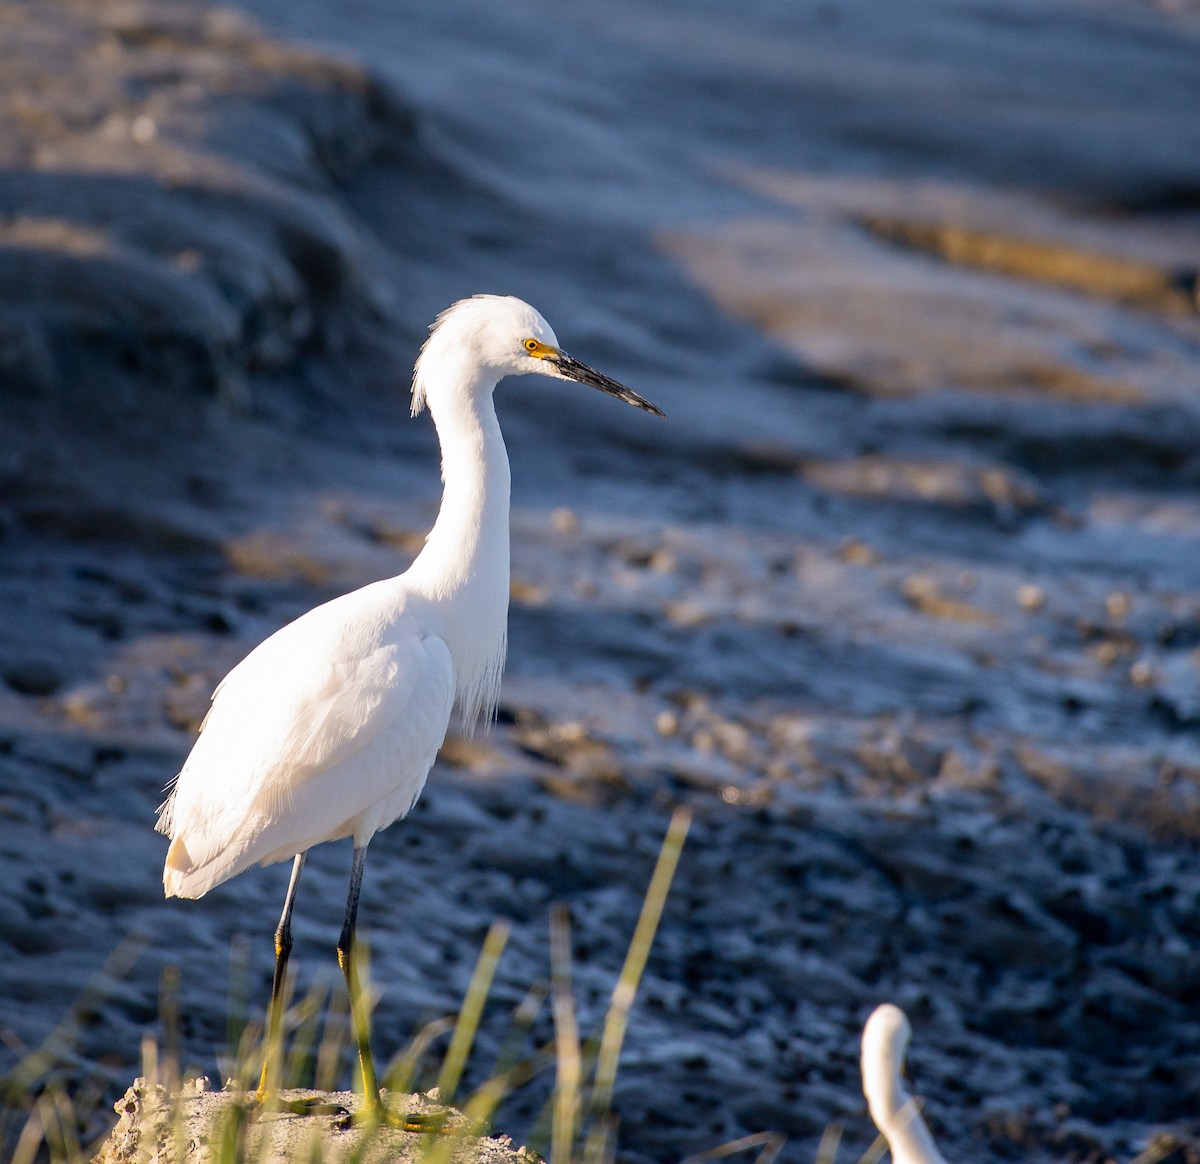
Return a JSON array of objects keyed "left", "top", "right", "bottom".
[
  {"left": 837, "top": 539, "right": 877, "bottom": 566},
  {"left": 1130, "top": 659, "right": 1154, "bottom": 686},
  {"left": 1017, "top": 584, "right": 1045, "bottom": 612},
  {"left": 656, "top": 711, "right": 679, "bottom": 736},
  {"left": 648, "top": 549, "right": 676, "bottom": 573},
  {"left": 131, "top": 115, "right": 157, "bottom": 143}
]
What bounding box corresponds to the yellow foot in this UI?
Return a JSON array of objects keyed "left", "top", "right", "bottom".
[
  {"left": 250, "top": 1090, "right": 351, "bottom": 1120},
  {"left": 399, "top": 1110, "right": 452, "bottom": 1134},
  {"left": 275, "top": 1096, "right": 353, "bottom": 1119},
  {"left": 333, "top": 1096, "right": 452, "bottom": 1134}
]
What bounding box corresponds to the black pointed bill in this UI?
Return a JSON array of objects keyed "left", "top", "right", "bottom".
[{"left": 548, "top": 351, "right": 665, "bottom": 417}]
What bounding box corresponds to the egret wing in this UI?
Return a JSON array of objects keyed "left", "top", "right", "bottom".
[{"left": 159, "top": 603, "right": 455, "bottom": 897}]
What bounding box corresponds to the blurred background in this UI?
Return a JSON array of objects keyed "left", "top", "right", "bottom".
[{"left": 2, "top": 0, "right": 1200, "bottom": 1159}]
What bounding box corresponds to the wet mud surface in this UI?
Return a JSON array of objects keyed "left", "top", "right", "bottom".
[{"left": 3, "top": 1, "right": 1200, "bottom": 1161}]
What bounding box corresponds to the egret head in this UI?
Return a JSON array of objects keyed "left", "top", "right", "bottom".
[
  {"left": 412, "top": 294, "right": 664, "bottom": 417},
  {"left": 861, "top": 1004, "right": 913, "bottom": 1124},
  {"left": 862, "top": 1004, "right": 911, "bottom": 1079}
]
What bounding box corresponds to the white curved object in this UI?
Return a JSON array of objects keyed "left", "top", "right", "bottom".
[{"left": 861, "top": 1004, "right": 948, "bottom": 1164}]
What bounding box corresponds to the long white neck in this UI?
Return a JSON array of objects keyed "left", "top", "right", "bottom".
[
  {"left": 864, "top": 1070, "right": 946, "bottom": 1164},
  {"left": 862, "top": 1008, "right": 947, "bottom": 1164},
  {"left": 407, "top": 361, "right": 510, "bottom": 731}
]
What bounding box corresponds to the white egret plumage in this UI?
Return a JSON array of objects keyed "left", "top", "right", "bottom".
[
  {"left": 156, "top": 294, "right": 664, "bottom": 1120},
  {"left": 861, "top": 1004, "right": 949, "bottom": 1164}
]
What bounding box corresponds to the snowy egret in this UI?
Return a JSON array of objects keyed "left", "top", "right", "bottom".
[
  {"left": 157, "top": 295, "right": 664, "bottom": 1120},
  {"left": 861, "top": 1004, "right": 948, "bottom": 1164}
]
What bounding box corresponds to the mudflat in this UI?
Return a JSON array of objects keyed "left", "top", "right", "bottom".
[{"left": 2, "top": 1, "right": 1200, "bottom": 1161}]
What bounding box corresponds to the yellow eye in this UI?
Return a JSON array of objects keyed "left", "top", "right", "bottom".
[{"left": 524, "top": 338, "right": 539, "bottom": 353}]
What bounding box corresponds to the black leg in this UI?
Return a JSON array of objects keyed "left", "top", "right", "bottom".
[
  {"left": 332, "top": 843, "right": 450, "bottom": 1133},
  {"left": 337, "top": 844, "right": 367, "bottom": 973},
  {"left": 257, "top": 852, "right": 305, "bottom": 1101},
  {"left": 337, "top": 843, "right": 387, "bottom": 1115}
]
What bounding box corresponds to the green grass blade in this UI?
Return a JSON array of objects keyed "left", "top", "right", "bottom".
[
  {"left": 586, "top": 807, "right": 691, "bottom": 1137},
  {"left": 285, "top": 977, "right": 332, "bottom": 1090},
  {"left": 314, "top": 985, "right": 349, "bottom": 1094},
  {"left": 491, "top": 981, "right": 547, "bottom": 1083},
  {"left": 159, "top": 966, "right": 183, "bottom": 1098},
  {"left": 581, "top": 1111, "right": 616, "bottom": 1164},
  {"left": 382, "top": 1014, "right": 455, "bottom": 1097},
  {"left": 815, "top": 1123, "right": 842, "bottom": 1164},
  {"left": 9, "top": 1100, "right": 45, "bottom": 1164},
  {"left": 756, "top": 1132, "right": 786, "bottom": 1164},
  {"left": 0, "top": 932, "right": 146, "bottom": 1103},
  {"left": 857, "top": 1131, "right": 889, "bottom": 1164},
  {"left": 224, "top": 936, "right": 251, "bottom": 1085},
  {"left": 549, "top": 904, "right": 581, "bottom": 1164},
  {"left": 682, "top": 1130, "right": 784, "bottom": 1164},
  {"left": 435, "top": 919, "right": 510, "bottom": 1107}
]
